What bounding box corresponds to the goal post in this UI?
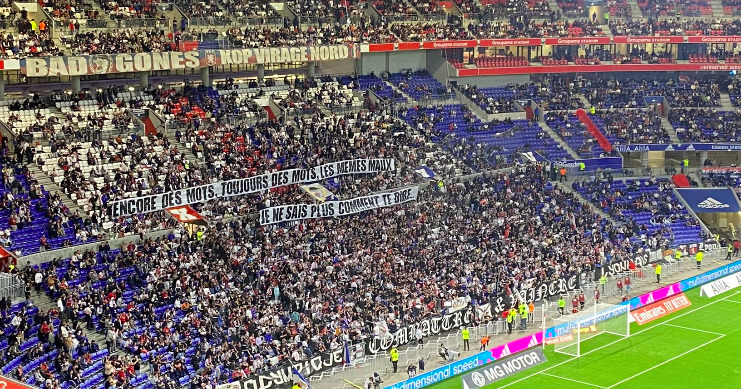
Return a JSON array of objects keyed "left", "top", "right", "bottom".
[{"left": 547, "top": 304, "right": 631, "bottom": 357}]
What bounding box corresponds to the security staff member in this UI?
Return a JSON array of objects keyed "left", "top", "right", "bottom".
[
  {"left": 599, "top": 274, "right": 607, "bottom": 294},
  {"left": 461, "top": 327, "right": 470, "bottom": 351},
  {"left": 696, "top": 250, "right": 704, "bottom": 269},
  {"left": 519, "top": 303, "right": 528, "bottom": 330},
  {"left": 727, "top": 245, "right": 734, "bottom": 261},
  {"left": 528, "top": 301, "right": 535, "bottom": 323},
  {"left": 682, "top": 158, "right": 689, "bottom": 173},
  {"left": 292, "top": 383, "right": 301, "bottom": 389},
  {"left": 675, "top": 249, "right": 682, "bottom": 261},
  {"left": 390, "top": 347, "right": 399, "bottom": 373},
  {"left": 579, "top": 162, "right": 586, "bottom": 172},
  {"left": 655, "top": 263, "right": 662, "bottom": 283},
  {"left": 557, "top": 296, "right": 566, "bottom": 315},
  {"left": 507, "top": 307, "right": 516, "bottom": 334}
]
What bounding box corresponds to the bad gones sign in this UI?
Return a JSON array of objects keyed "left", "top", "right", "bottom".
[
  {"left": 259, "top": 186, "right": 419, "bottom": 224},
  {"left": 23, "top": 45, "right": 358, "bottom": 77},
  {"left": 108, "top": 159, "right": 395, "bottom": 218},
  {"left": 220, "top": 348, "right": 346, "bottom": 389},
  {"left": 461, "top": 348, "right": 547, "bottom": 389}
]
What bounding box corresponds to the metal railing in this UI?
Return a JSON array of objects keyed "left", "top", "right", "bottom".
[
  {"left": 0, "top": 273, "right": 24, "bottom": 300},
  {"left": 53, "top": 18, "right": 169, "bottom": 31},
  {"left": 557, "top": 166, "right": 701, "bottom": 182},
  {"left": 188, "top": 16, "right": 284, "bottom": 28}
]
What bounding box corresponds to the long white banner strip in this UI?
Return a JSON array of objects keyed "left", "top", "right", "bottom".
[
  {"left": 107, "top": 159, "right": 396, "bottom": 218},
  {"left": 259, "top": 186, "right": 419, "bottom": 225},
  {"left": 700, "top": 271, "right": 741, "bottom": 298}
]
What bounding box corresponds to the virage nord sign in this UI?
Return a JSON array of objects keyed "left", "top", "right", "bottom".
[{"left": 22, "top": 45, "right": 359, "bottom": 76}]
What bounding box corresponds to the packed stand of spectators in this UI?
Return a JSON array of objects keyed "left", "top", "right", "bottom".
[
  {"left": 475, "top": 0, "right": 555, "bottom": 18},
  {"left": 638, "top": 0, "right": 675, "bottom": 16},
  {"left": 0, "top": 30, "right": 59, "bottom": 59},
  {"left": 22, "top": 164, "right": 647, "bottom": 388},
  {"left": 609, "top": 18, "right": 741, "bottom": 36},
  {"left": 659, "top": 79, "right": 721, "bottom": 107},
  {"left": 225, "top": 24, "right": 396, "bottom": 46},
  {"left": 45, "top": 0, "right": 100, "bottom": 22},
  {"left": 61, "top": 29, "right": 175, "bottom": 55},
  {"left": 467, "top": 19, "right": 604, "bottom": 39},
  {"left": 677, "top": 0, "right": 713, "bottom": 16},
  {"left": 546, "top": 112, "right": 612, "bottom": 159},
  {"left": 173, "top": 0, "right": 279, "bottom": 19},
  {"left": 607, "top": 0, "right": 632, "bottom": 17},
  {"left": 389, "top": 18, "right": 470, "bottom": 42},
  {"left": 97, "top": 0, "right": 160, "bottom": 19},
  {"left": 668, "top": 108, "right": 741, "bottom": 142},
  {"left": 574, "top": 177, "right": 703, "bottom": 247},
  {"left": 555, "top": 0, "right": 585, "bottom": 16},
  {"left": 590, "top": 108, "right": 670, "bottom": 144},
  {"left": 723, "top": 0, "right": 741, "bottom": 15},
  {"left": 584, "top": 78, "right": 721, "bottom": 108},
  {"left": 407, "top": 0, "right": 449, "bottom": 15},
  {"left": 700, "top": 168, "right": 741, "bottom": 188},
  {"left": 581, "top": 79, "right": 651, "bottom": 108},
  {"left": 145, "top": 81, "right": 471, "bottom": 209}
]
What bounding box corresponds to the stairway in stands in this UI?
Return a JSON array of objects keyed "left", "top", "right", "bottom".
[{"left": 540, "top": 121, "right": 582, "bottom": 159}]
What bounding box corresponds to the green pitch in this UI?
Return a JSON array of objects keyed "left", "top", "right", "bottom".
[{"left": 430, "top": 287, "right": 741, "bottom": 389}]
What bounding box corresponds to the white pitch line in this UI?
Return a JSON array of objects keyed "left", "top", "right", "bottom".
[
  {"left": 605, "top": 334, "right": 725, "bottom": 388},
  {"left": 720, "top": 299, "right": 741, "bottom": 304},
  {"left": 664, "top": 323, "right": 726, "bottom": 336},
  {"left": 495, "top": 290, "right": 741, "bottom": 389},
  {"left": 540, "top": 373, "right": 607, "bottom": 388}
]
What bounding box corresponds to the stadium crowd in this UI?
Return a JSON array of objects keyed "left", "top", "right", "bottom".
[
  {"left": 668, "top": 108, "right": 741, "bottom": 142},
  {"left": 7, "top": 164, "right": 625, "bottom": 388}
]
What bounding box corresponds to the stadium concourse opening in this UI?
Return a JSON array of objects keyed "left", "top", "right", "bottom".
[{"left": 675, "top": 188, "right": 741, "bottom": 243}]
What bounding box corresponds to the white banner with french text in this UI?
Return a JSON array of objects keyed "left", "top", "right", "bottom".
[
  {"left": 107, "top": 159, "right": 395, "bottom": 218},
  {"left": 259, "top": 186, "right": 419, "bottom": 225}
]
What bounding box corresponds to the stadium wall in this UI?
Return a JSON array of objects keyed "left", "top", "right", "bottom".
[
  {"left": 359, "top": 53, "right": 387, "bottom": 75},
  {"left": 384, "top": 252, "right": 740, "bottom": 389}
]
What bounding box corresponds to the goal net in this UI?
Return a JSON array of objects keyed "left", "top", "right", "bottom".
[{"left": 547, "top": 304, "right": 631, "bottom": 357}]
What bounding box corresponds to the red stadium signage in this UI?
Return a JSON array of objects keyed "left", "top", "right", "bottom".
[
  {"left": 398, "top": 42, "right": 422, "bottom": 50},
  {"left": 479, "top": 38, "right": 542, "bottom": 47},
  {"left": 630, "top": 293, "right": 692, "bottom": 325},
  {"left": 422, "top": 40, "right": 478, "bottom": 49},
  {"left": 687, "top": 36, "right": 741, "bottom": 43},
  {"left": 0, "top": 376, "right": 36, "bottom": 389},
  {"left": 612, "top": 36, "right": 685, "bottom": 44},
  {"left": 456, "top": 62, "right": 741, "bottom": 76},
  {"left": 364, "top": 43, "right": 395, "bottom": 52},
  {"left": 544, "top": 37, "right": 611, "bottom": 45}
]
